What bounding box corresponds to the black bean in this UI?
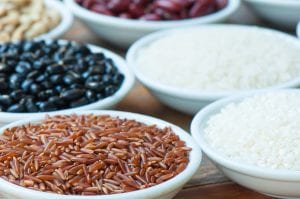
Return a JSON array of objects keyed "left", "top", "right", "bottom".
[
  {"left": 102, "top": 74, "right": 113, "bottom": 84},
  {"left": 62, "top": 58, "right": 77, "bottom": 65},
  {"left": 46, "top": 64, "right": 64, "bottom": 74},
  {"left": 0, "top": 95, "right": 13, "bottom": 106},
  {"left": 63, "top": 71, "right": 81, "bottom": 85},
  {"left": 15, "top": 61, "right": 31, "bottom": 74},
  {"left": 96, "top": 93, "right": 104, "bottom": 100},
  {"left": 55, "top": 85, "right": 64, "bottom": 93},
  {"left": 7, "top": 104, "right": 25, "bottom": 113},
  {"left": 104, "top": 85, "right": 118, "bottom": 96},
  {"left": 11, "top": 90, "right": 24, "bottom": 101},
  {"left": 112, "top": 74, "right": 124, "bottom": 85},
  {"left": 32, "top": 61, "right": 45, "bottom": 70},
  {"left": 25, "top": 98, "right": 39, "bottom": 112},
  {"left": 85, "top": 90, "right": 96, "bottom": 101},
  {"left": 30, "top": 84, "right": 42, "bottom": 94},
  {"left": 85, "top": 81, "right": 105, "bottom": 92},
  {"left": 35, "top": 74, "right": 47, "bottom": 82},
  {"left": 27, "top": 70, "right": 40, "bottom": 79},
  {"left": 20, "top": 53, "right": 34, "bottom": 62},
  {"left": 21, "top": 79, "right": 34, "bottom": 92},
  {"left": 0, "top": 78, "right": 8, "bottom": 91},
  {"left": 70, "top": 84, "right": 84, "bottom": 89},
  {"left": 9, "top": 74, "right": 24, "bottom": 89},
  {"left": 70, "top": 97, "right": 89, "bottom": 108},
  {"left": 50, "top": 74, "right": 64, "bottom": 84},
  {"left": 49, "top": 96, "right": 66, "bottom": 107},
  {"left": 40, "top": 81, "right": 53, "bottom": 89},
  {"left": 38, "top": 89, "right": 55, "bottom": 100},
  {"left": 0, "top": 63, "right": 8, "bottom": 72},
  {"left": 38, "top": 101, "right": 57, "bottom": 112},
  {"left": 86, "top": 75, "right": 103, "bottom": 83},
  {"left": 0, "top": 40, "right": 124, "bottom": 113},
  {"left": 61, "top": 89, "right": 85, "bottom": 101}
]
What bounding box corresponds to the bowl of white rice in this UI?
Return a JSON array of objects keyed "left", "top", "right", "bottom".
[
  {"left": 191, "top": 89, "right": 300, "bottom": 198},
  {"left": 126, "top": 25, "right": 300, "bottom": 115}
]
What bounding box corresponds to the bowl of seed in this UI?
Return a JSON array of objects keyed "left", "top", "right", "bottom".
[
  {"left": 191, "top": 89, "right": 300, "bottom": 198},
  {"left": 127, "top": 25, "right": 300, "bottom": 114},
  {"left": 0, "top": 110, "right": 202, "bottom": 199},
  {"left": 0, "top": 40, "right": 135, "bottom": 126},
  {"left": 0, "top": 0, "right": 73, "bottom": 42}
]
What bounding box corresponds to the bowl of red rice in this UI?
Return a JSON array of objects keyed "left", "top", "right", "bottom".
[{"left": 0, "top": 110, "right": 201, "bottom": 199}]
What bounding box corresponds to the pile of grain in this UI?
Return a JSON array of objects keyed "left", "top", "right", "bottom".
[
  {"left": 0, "top": 114, "right": 190, "bottom": 195},
  {"left": 137, "top": 27, "right": 300, "bottom": 91},
  {"left": 204, "top": 91, "right": 300, "bottom": 169}
]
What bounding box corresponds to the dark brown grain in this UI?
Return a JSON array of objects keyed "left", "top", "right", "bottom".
[{"left": 0, "top": 114, "right": 190, "bottom": 195}]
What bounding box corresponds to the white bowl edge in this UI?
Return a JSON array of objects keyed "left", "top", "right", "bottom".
[
  {"left": 191, "top": 89, "right": 300, "bottom": 181},
  {"left": 0, "top": 110, "right": 202, "bottom": 199},
  {"left": 0, "top": 41, "right": 135, "bottom": 123},
  {"left": 64, "top": 0, "right": 240, "bottom": 30},
  {"left": 126, "top": 24, "right": 300, "bottom": 101}
]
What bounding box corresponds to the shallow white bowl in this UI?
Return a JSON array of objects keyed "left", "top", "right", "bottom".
[
  {"left": 36, "top": 0, "right": 73, "bottom": 40},
  {"left": 297, "top": 21, "right": 300, "bottom": 38},
  {"left": 126, "top": 25, "right": 300, "bottom": 115},
  {"left": 64, "top": 0, "right": 240, "bottom": 48},
  {"left": 191, "top": 89, "right": 300, "bottom": 199},
  {"left": 0, "top": 110, "right": 202, "bottom": 199},
  {"left": 0, "top": 40, "right": 135, "bottom": 126},
  {"left": 243, "top": 0, "right": 300, "bottom": 30}
]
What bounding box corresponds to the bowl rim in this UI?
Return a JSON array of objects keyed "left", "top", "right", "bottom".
[
  {"left": 64, "top": 0, "right": 240, "bottom": 30},
  {"left": 243, "top": 0, "right": 300, "bottom": 6},
  {"left": 0, "top": 40, "right": 135, "bottom": 123},
  {"left": 191, "top": 88, "right": 300, "bottom": 181},
  {"left": 0, "top": 110, "right": 202, "bottom": 198},
  {"left": 297, "top": 21, "right": 300, "bottom": 39},
  {"left": 126, "top": 24, "right": 300, "bottom": 101},
  {"left": 37, "top": 0, "right": 74, "bottom": 40}
]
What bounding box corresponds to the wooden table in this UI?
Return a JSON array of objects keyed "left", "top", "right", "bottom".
[{"left": 59, "top": 3, "right": 297, "bottom": 199}]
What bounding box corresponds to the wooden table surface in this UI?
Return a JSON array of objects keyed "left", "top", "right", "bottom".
[
  {"left": 36, "top": 3, "right": 295, "bottom": 199},
  {"left": 60, "top": 3, "right": 279, "bottom": 199}
]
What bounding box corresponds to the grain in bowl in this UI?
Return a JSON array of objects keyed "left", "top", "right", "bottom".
[
  {"left": 0, "top": 112, "right": 199, "bottom": 197},
  {"left": 134, "top": 25, "right": 300, "bottom": 91},
  {"left": 191, "top": 90, "right": 300, "bottom": 198},
  {"left": 204, "top": 91, "right": 300, "bottom": 170}
]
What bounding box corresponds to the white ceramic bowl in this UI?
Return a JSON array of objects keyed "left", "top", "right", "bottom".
[
  {"left": 191, "top": 89, "right": 300, "bottom": 199},
  {"left": 243, "top": 0, "right": 300, "bottom": 30},
  {"left": 297, "top": 21, "right": 300, "bottom": 38},
  {"left": 36, "top": 0, "right": 73, "bottom": 40},
  {"left": 0, "top": 110, "right": 202, "bottom": 199},
  {"left": 126, "top": 25, "right": 300, "bottom": 115},
  {"left": 0, "top": 40, "right": 135, "bottom": 126},
  {"left": 64, "top": 0, "right": 240, "bottom": 48}
]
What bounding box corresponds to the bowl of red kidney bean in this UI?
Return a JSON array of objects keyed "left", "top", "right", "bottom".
[
  {"left": 0, "top": 40, "right": 135, "bottom": 126},
  {"left": 64, "top": 0, "right": 240, "bottom": 48}
]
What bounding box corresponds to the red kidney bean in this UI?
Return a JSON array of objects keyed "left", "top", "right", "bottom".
[
  {"left": 107, "top": 0, "right": 130, "bottom": 13},
  {"left": 119, "top": 12, "right": 132, "bottom": 19},
  {"left": 90, "top": 5, "right": 113, "bottom": 16},
  {"left": 129, "top": 4, "right": 145, "bottom": 18},
  {"left": 154, "top": 0, "right": 183, "bottom": 13},
  {"left": 216, "top": 0, "right": 228, "bottom": 9},
  {"left": 82, "top": 0, "right": 95, "bottom": 9},
  {"left": 77, "top": 0, "right": 228, "bottom": 21},
  {"left": 140, "top": 13, "right": 161, "bottom": 20},
  {"left": 189, "top": 0, "right": 215, "bottom": 18}
]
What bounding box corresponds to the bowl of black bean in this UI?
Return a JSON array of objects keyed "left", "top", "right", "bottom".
[{"left": 0, "top": 40, "right": 135, "bottom": 125}]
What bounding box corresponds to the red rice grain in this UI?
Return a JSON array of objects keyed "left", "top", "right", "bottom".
[{"left": 0, "top": 114, "right": 190, "bottom": 195}]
